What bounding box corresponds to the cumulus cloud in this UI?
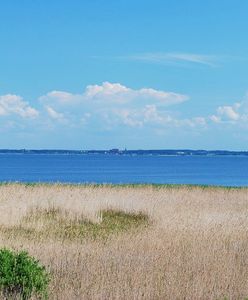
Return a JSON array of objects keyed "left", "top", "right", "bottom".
[
  {"left": 37, "top": 82, "right": 196, "bottom": 129},
  {"left": 0, "top": 94, "right": 39, "bottom": 118},
  {"left": 45, "top": 106, "right": 65, "bottom": 121},
  {"left": 210, "top": 103, "right": 242, "bottom": 123},
  {"left": 40, "top": 90, "right": 81, "bottom": 105},
  {"left": 217, "top": 106, "right": 240, "bottom": 121},
  {"left": 85, "top": 82, "right": 130, "bottom": 98},
  {"left": 86, "top": 82, "right": 189, "bottom": 105},
  {"left": 37, "top": 82, "right": 215, "bottom": 132},
  {"left": 208, "top": 92, "right": 248, "bottom": 126},
  {"left": 105, "top": 105, "right": 206, "bottom": 129},
  {"left": 40, "top": 82, "right": 189, "bottom": 107},
  {"left": 0, "top": 82, "right": 208, "bottom": 134},
  {"left": 5, "top": 83, "right": 248, "bottom": 147}
]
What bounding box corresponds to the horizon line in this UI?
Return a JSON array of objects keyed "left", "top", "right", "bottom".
[{"left": 0, "top": 148, "right": 247, "bottom": 152}]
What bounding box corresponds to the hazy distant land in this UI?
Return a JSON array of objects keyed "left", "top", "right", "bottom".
[{"left": 1, "top": 148, "right": 248, "bottom": 156}]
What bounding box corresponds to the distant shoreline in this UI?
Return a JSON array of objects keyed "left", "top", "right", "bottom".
[{"left": 0, "top": 149, "right": 248, "bottom": 156}]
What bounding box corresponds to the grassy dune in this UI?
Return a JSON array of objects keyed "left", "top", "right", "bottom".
[{"left": 0, "top": 184, "right": 248, "bottom": 299}]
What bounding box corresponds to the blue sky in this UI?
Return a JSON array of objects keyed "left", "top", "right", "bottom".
[{"left": 1, "top": 0, "right": 248, "bottom": 150}]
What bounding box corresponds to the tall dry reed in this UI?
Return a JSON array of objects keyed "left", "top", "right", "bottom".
[{"left": 0, "top": 184, "right": 248, "bottom": 299}]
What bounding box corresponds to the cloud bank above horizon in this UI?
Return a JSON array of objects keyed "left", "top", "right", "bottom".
[
  {"left": 1, "top": 81, "right": 247, "bottom": 146},
  {"left": 0, "top": 82, "right": 201, "bottom": 129}
]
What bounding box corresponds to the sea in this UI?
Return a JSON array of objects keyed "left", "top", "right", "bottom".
[{"left": 0, "top": 153, "right": 247, "bottom": 186}]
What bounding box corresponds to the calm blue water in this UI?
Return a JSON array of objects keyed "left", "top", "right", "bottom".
[{"left": 0, "top": 154, "right": 247, "bottom": 186}]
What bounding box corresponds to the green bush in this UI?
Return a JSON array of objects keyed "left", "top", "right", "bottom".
[{"left": 0, "top": 248, "right": 50, "bottom": 299}]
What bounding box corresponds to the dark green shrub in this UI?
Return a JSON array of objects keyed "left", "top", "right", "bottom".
[{"left": 0, "top": 248, "right": 50, "bottom": 299}]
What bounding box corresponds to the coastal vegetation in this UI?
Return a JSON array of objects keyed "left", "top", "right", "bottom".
[
  {"left": 0, "top": 184, "right": 248, "bottom": 299},
  {"left": 0, "top": 248, "right": 49, "bottom": 299}
]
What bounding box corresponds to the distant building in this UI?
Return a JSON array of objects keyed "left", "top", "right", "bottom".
[{"left": 109, "top": 148, "right": 120, "bottom": 154}]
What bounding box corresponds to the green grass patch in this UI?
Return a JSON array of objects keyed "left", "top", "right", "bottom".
[
  {"left": 0, "top": 182, "right": 246, "bottom": 190},
  {"left": 0, "top": 208, "right": 149, "bottom": 241}
]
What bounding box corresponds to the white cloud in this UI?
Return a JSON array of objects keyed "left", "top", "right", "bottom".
[
  {"left": 137, "top": 87, "right": 188, "bottom": 104},
  {"left": 113, "top": 109, "right": 143, "bottom": 127},
  {"left": 37, "top": 82, "right": 210, "bottom": 131},
  {"left": 209, "top": 93, "right": 248, "bottom": 126},
  {"left": 84, "top": 82, "right": 132, "bottom": 104},
  {"left": 217, "top": 105, "right": 240, "bottom": 121},
  {"left": 209, "top": 115, "right": 221, "bottom": 123},
  {"left": 40, "top": 91, "right": 81, "bottom": 105},
  {"left": 85, "top": 82, "right": 130, "bottom": 98},
  {"left": 86, "top": 82, "right": 189, "bottom": 105},
  {"left": 124, "top": 52, "right": 217, "bottom": 67},
  {"left": 0, "top": 94, "right": 39, "bottom": 118},
  {"left": 191, "top": 117, "right": 207, "bottom": 126},
  {"left": 45, "top": 106, "right": 65, "bottom": 121},
  {"left": 106, "top": 105, "right": 206, "bottom": 129},
  {"left": 211, "top": 103, "right": 241, "bottom": 123},
  {"left": 0, "top": 82, "right": 208, "bottom": 133},
  {"left": 40, "top": 82, "right": 189, "bottom": 107}
]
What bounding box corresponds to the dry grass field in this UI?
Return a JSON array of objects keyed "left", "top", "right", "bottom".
[{"left": 0, "top": 183, "right": 248, "bottom": 299}]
